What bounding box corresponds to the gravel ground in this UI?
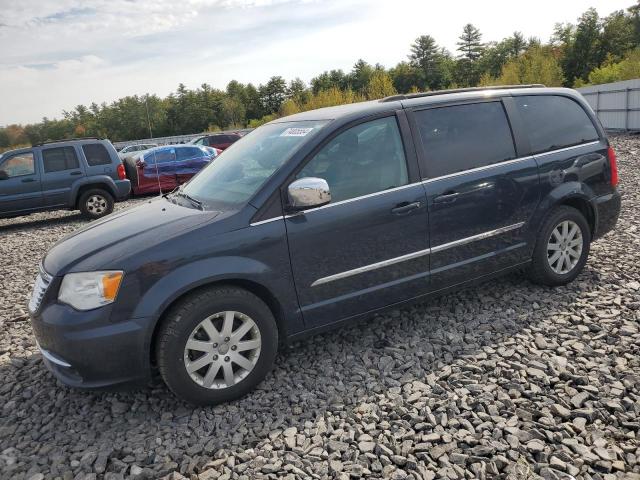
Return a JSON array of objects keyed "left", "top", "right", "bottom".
[{"left": 0, "top": 136, "right": 639, "bottom": 480}]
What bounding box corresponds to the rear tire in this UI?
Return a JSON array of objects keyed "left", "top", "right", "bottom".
[
  {"left": 123, "top": 157, "right": 139, "bottom": 192},
  {"left": 78, "top": 189, "right": 114, "bottom": 219},
  {"left": 529, "top": 206, "right": 590, "bottom": 286},
  {"left": 155, "top": 286, "right": 278, "bottom": 405}
]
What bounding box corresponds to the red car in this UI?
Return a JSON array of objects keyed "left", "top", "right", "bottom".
[
  {"left": 124, "top": 145, "right": 219, "bottom": 195},
  {"left": 190, "top": 133, "right": 241, "bottom": 150}
]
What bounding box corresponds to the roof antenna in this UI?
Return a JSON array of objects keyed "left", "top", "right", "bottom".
[{"left": 145, "top": 95, "right": 162, "bottom": 196}]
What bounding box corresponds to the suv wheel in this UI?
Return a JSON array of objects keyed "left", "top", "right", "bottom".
[
  {"left": 155, "top": 286, "right": 278, "bottom": 405},
  {"left": 529, "top": 206, "right": 591, "bottom": 286},
  {"left": 79, "top": 189, "right": 114, "bottom": 219}
]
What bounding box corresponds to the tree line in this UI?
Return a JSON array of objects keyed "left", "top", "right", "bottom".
[{"left": 2, "top": 3, "right": 640, "bottom": 151}]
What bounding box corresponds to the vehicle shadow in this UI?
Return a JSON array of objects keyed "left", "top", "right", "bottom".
[{"left": 0, "top": 267, "right": 601, "bottom": 476}]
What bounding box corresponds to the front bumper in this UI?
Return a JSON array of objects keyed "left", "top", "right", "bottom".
[
  {"left": 30, "top": 299, "right": 153, "bottom": 389},
  {"left": 593, "top": 190, "right": 621, "bottom": 240}
]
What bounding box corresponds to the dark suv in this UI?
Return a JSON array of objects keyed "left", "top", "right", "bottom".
[
  {"left": 0, "top": 138, "right": 130, "bottom": 219},
  {"left": 29, "top": 86, "right": 620, "bottom": 404}
]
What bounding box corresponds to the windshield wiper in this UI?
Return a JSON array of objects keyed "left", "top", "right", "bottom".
[{"left": 176, "top": 191, "right": 204, "bottom": 210}]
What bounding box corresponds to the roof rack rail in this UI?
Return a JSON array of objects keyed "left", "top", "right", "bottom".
[
  {"left": 33, "top": 137, "right": 104, "bottom": 147},
  {"left": 380, "top": 84, "right": 546, "bottom": 103}
]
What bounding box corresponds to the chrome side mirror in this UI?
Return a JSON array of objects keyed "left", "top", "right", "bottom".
[{"left": 288, "top": 177, "right": 331, "bottom": 210}]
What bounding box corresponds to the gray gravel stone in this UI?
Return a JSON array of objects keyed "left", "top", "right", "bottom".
[{"left": 1, "top": 136, "right": 639, "bottom": 478}]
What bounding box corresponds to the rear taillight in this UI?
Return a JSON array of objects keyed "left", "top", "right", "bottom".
[
  {"left": 117, "top": 163, "right": 126, "bottom": 180},
  {"left": 607, "top": 146, "right": 618, "bottom": 187}
]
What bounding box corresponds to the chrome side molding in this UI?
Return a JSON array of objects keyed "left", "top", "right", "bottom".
[{"left": 311, "top": 222, "right": 525, "bottom": 287}]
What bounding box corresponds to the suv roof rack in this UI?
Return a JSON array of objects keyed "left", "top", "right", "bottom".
[
  {"left": 380, "top": 84, "right": 546, "bottom": 103},
  {"left": 33, "top": 137, "right": 104, "bottom": 147}
]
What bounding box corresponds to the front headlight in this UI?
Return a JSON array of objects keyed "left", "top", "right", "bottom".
[{"left": 58, "top": 271, "right": 124, "bottom": 311}]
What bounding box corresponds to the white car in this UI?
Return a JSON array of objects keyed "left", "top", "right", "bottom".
[{"left": 118, "top": 143, "right": 157, "bottom": 160}]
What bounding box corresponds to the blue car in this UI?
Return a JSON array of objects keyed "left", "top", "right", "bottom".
[{"left": 124, "top": 144, "right": 218, "bottom": 195}]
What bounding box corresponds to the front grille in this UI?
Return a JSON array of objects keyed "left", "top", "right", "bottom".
[{"left": 28, "top": 265, "right": 52, "bottom": 313}]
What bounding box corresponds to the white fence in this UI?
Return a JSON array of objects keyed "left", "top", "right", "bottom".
[{"left": 577, "top": 79, "right": 640, "bottom": 131}]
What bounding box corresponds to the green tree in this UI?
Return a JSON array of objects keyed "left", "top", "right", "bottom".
[
  {"left": 389, "top": 61, "right": 422, "bottom": 93},
  {"left": 310, "top": 70, "right": 348, "bottom": 93},
  {"left": 259, "top": 76, "right": 288, "bottom": 114},
  {"left": 601, "top": 10, "right": 636, "bottom": 60},
  {"left": 588, "top": 48, "right": 640, "bottom": 84},
  {"left": 481, "top": 46, "right": 564, "bottom": 87},
  {"left": 349, "top": 59, "right": 374, "bottom": 93},
  {"left": 365, "top": 70, "right": 397, "bottom": 99},
  {"left": 456, "top": 23, "right": 484, "bottom": 86},
  {"left": 562, "top": 8, "right": 605, "bottom": 85},
  {"left": 408, "top": 35, "right": 450, "bottom": 90}
]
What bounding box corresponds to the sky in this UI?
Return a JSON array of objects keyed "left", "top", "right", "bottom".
[{"left": 0, "top": 0, "right": 633, "bottom": 125}]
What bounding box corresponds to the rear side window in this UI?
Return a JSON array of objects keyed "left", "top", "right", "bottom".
[
  {"left": 145, "top": 149, "right": 175, "bottom": 164},
  {"left": 514, "top": 95, "right": 599, "bottom": 154},
  {"left": 414, "top": 101, "right": 516, "bottom": 178},
  {"left": 176, "top": 147, "right": 202, "bottom": 160},
  {"left": 82, "top": 143, "right": 112, "bottom": 166},
  {"left": 42, "top": 147, "right": 79, "bottom": 173}
]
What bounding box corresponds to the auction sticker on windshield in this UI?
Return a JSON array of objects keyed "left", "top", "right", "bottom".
[{"left": 280, "top": 127, "right": 314, "bottom": 137}]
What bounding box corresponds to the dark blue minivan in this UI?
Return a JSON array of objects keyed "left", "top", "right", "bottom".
[{"left": 29, "top": 86, "right": 621, "bottom": 404}]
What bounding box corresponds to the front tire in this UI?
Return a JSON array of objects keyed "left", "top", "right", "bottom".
[
  {"left": 78, "top": 189, "right": 114, "bottom": 219},
  {"left": 529, "top": 206, "right": 591, "bottom": 286},
  {"left": 155, "top": 286, "right": 278, "bottom": 405}
]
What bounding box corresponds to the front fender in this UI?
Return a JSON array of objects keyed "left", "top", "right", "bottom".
[{"left": 131, "top": 256, "right": 273, "bottom": 319}]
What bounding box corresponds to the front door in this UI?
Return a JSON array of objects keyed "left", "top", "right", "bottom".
[
  {"left": 411, "top": 100, "right": 540, "bottom": 289},
  {"left": 40, "top": 145, "right": 84, "bottom": 207},
  {"left": 285, "top": 115, "right": 429, "bottom": 328},
  {"left": 0, "top": 151, "right": 42, "bottom": 215}
]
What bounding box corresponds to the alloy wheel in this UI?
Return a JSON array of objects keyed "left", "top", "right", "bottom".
[
  {"left": 86, "top": 195, "right": 107, "bottom": 215},
  {"left": 183, "top": 311, "right": 261, "bottom": 389},
  {"left": 547, "top": 220, "right": 583, "bottom": 274}
]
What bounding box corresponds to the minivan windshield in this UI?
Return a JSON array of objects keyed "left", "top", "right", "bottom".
[{"left": 181, "top": 120, "right": 328, "bottom": 208}]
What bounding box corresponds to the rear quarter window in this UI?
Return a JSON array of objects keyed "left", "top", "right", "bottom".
[
  {"left": 82, "top": 143, "right": 112, "bottom": 166},
  {"left": 414, "top": 101, "right": 516, "bottom": 178},
  {"left": 514, "top": 95, "right": 599, "bottom": 154}
]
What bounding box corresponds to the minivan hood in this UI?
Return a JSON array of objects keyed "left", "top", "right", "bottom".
[{"left": 44, "top": 198, "right": 220, "bottom": 275}]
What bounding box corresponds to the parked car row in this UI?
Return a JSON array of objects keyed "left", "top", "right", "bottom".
[{"left": 0, "top": 139, "right": 223, "bottom": 219}]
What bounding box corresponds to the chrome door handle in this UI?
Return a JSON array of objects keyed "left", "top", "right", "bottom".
[
  {"left": 391, "top": 201, "right": 421, "bottom": 215},
  {"left": 433, "top": 192, "right": 459, "bottom": 204}
]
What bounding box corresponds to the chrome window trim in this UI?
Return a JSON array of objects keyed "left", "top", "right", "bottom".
[
  {"left": 311, "top": 248, "right": 432, "bottom": 287},
  {"left": 249, "top": 216, "right": 284, "bottom": 227},
  {"left": 251, "top": 141, "right": 601, "bottom": 226},
  {"left": 311, "top": 221, "right": 525, "bottom": 287},
  {"left": 421, "top": 156, "right": 534, "bottom": 184},
  {"left": 531, "top": 140, "right": 600, "bottom": 158}
]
